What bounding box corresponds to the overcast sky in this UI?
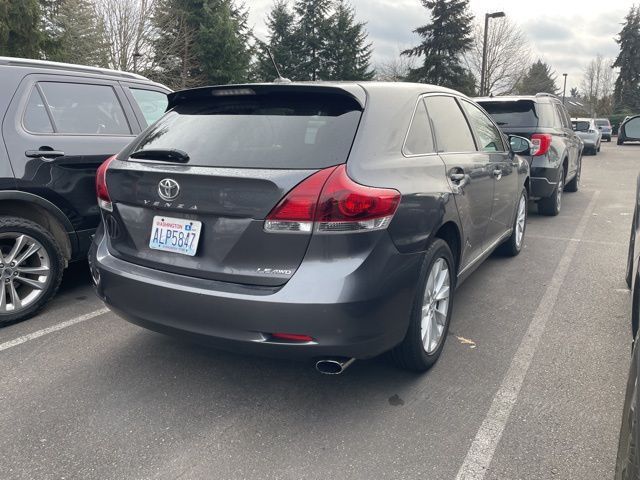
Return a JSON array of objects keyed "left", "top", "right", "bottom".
[{"left": 246, "top": 0, "right": 630, "bottom": 92}]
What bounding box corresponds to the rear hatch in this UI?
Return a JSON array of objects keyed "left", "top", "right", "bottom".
[
  {"left": 477, "top": 99, "right": 556, "bottom": 139},
  {"left": 103, "top": 86, "right": 364, "bottom": 287}
]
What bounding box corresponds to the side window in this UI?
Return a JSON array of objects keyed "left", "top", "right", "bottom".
[
  {"left": 39, "top": 82, "right": 131, "bottom": 135},
  {"left": 460, "top": 100, "right": 505, "bottom": 152},
  {"left": 404, "top": 99, "right": 435, "bottom": 155},
  {"left": 424, "top": 96, "right": 476, "bottom": 153},
  {"left": 130, "top": 88, "right": 168, "bottom": 126},
  {"left": 23, "top": 88, "right": 54, "bottom": 133},
  {"left": 553, "top": 103, "right": 569, "bottom": 129}
]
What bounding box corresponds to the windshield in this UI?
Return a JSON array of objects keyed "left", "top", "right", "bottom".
[{"left": 126, "top": 93, "right": 363, "bottom": 169}]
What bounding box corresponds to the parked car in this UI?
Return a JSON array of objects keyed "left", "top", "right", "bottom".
[
  {"left": 475, "top": 93, "right": 582, "bottom": 216},
  {"left": 0, "top": 57, "right": 170, "bottom": 326},
  {"left": 617, "top": 174, "right": 640, "bottom": 479},
  {"left": 595, "top": 118, "right": 612, "bottom": 142},
  {"left": 618, "top": 115, "right": 640, "bottom": 145},
  {"left": 571, "top": 118, "right": 602, "bottom": 155},
  {"left": 90, "top": 82, "right": 531, "bottom": 373}
]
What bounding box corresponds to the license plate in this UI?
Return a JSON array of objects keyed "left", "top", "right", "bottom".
[{"left": 149, "top": 216, "right": 201, "bottom": 256}]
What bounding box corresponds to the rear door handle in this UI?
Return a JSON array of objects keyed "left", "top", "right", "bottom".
[{"left": 25, "top": 149, "right": 65, "bottom": 159}]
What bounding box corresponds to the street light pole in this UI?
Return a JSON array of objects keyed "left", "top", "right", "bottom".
[
  {"left": 480, "top": 11, "right": 505, "bottom": 96},
  {"left": 562, "top": 73, "right": 568, "bottom": 104}
]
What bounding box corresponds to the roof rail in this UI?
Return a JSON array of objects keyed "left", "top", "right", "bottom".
[
  {"left": 535, "top": 92, "right": 560, "bottom": 100},
  {"left": 0, "top": 56, "right": 150, "bottom": 81}
]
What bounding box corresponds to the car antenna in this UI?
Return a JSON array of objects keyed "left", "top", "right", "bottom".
[{"left": 265, "top": 46, "right": 291, "bottom": 84}]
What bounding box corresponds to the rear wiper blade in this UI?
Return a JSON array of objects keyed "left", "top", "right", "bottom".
[
  {"left": 496, "top": 122, "right": 508, "bottom": 126},
  {"left": 129, "top": 149, "right": 189, "bottom": 163}
]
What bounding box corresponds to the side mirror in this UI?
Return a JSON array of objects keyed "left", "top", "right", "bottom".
[{"left": 509, "top": 135, "right": 532, "bottom": 155}]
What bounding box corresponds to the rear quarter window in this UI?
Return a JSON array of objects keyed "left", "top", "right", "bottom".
[{"left": 125, "top": 93, "right": 363, "bottom": 169}]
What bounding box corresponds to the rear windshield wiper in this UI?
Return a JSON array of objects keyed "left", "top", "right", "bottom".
[
  {"left": 129, "top": 149, "right": 190, "bottom": 163},
  {"left": 496, "top": 122, "right": 508, "bottom": 126}
]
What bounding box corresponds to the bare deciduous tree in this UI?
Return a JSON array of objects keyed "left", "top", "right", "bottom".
[
  {"left": 375, "top": 50, "right": 417, "bottom": 82},
  {"left": 464, "top": 18, "right": 531, "bottom": 95},
  {"left": 581, "top": 54, "right": 616, "bottom": 116},
  {"left": 95, "top": 0, "right": 155, "bottom": 73}
]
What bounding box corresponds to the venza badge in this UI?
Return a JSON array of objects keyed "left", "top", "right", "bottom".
[{"left": 158, "top": 178, "right": 180, "bottom": 201}]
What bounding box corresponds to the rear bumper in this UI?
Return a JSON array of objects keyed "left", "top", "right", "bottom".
[{"left": 89, "top": 231, "right": 422, "bottom": 360}]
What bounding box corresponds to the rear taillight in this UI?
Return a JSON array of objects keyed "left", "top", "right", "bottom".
[
  {"left": 530, "top": 134, "right": 552, "bottom": 156},
  {"left": 96, "top": 155, "right": 116, "bottom": 211},
  {"left": 265, "top": 164, "right": 401, "bottom": 233}
]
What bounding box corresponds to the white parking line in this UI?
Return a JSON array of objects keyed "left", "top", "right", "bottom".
[
  {"left": 0, "top": 307, "right": 110, "bottom": 352},
  {"left": 455, "top": 190, "right": 601, "bottom": 480}
]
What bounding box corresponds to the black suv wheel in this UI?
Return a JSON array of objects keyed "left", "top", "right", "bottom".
[
  {"left": 538, "top": 170, "right": 564, "bottom": 216},
  {"left": 0, "top": 217, "right": 64, "bottom": 326}
]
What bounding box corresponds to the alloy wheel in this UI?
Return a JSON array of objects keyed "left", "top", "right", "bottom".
[
  {"left": 556, "top": 173, "right": 564, "bottom": 213},
  {"left": 0, "top": 233, "right": 50, "bottom": 313},
  {"left": 515, "top": 194, "right": 527, "bottom": 248},
  {"left": 421, "top": 258, "right": 450, "bottom": 354}
]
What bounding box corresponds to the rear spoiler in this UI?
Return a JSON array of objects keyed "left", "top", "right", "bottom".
[{"left": 166, "top": 83, "right": 366, "bottom": 111}]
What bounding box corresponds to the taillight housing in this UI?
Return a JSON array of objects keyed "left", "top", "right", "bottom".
[
  {"left": 96, "top": 155, "right": 116, "bottom": 211},
  {"left": 265, "top": 165, "right": 401, "bottom": 233},
  {"left": 530, "top": 134, "right": 552, "bottom": 157}
]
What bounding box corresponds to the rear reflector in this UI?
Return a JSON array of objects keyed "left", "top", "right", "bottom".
[
  {"left": 270, "top": 333, "right": 315, "bottom": 342},
  {"left": 96, "top": 155, "right": 116, "bottom": 211},
  {"left": 265, "top": 165, "right": 400, "bottom": 233},
  {"left": 531, "top": 133, "right": 552, "bottom": 156}
]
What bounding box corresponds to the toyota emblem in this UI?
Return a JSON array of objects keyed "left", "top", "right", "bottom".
[{"left": 158, "top": 178, "right": 180, "bottom": 201}]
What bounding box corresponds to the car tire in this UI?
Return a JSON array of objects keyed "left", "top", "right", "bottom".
[
  {"left": 499, "top": 188, "right": 528, "bottom": 257},
  {"left": 564, "top": 161, "right": 581, "bottom": 193},
  {"left": 392, "top": 238, "right": 455, "bottom": 372},
  {"left": 0, "top": 217, "right": 64, "bottom": 327},
  {"left": 618, "top": 138, "right": 624, "bottom": 146},
  {"left": 597, "top": 144, "right": 601, "bottom": 153},
  {"left": 538, "top": 170, "right": 564, "bottom": 216}
]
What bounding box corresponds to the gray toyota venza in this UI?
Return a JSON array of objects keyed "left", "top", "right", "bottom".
[{"left": 89, "top": 82, "right": 531, "bottom": 373}]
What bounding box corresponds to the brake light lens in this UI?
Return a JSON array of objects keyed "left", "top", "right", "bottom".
[
  {"left": 530, "top": 134, "right": 552, "bottom": 157},
  {"left": 96, "top": 155, "right": 116, "bottom": 211},
  {"left": 265, "top": 164, "right": 401, "bottom": 233}
]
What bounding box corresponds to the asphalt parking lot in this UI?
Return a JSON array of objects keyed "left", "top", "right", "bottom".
[{"left": 0, "top": 141, "right": 636, "bottom": 480}]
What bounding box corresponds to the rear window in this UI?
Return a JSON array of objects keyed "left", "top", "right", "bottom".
[
  {"left": 126, "top": 93, "right": 362, "bottom": 169},
  {"left": 478, "top": 100, "right": 557, "bottom": 128},
  {"left": 572, "top": 121, "right": 590, "bottom": 132},
  {"left": 595, "top": 119, "right": 610, "bottom": 127}
]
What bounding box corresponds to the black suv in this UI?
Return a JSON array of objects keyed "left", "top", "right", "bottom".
[
  {"left": 0, "top": 57, "right": 170, "bottom": 325},
  {"left": 475, "top": 93, "right": 582, "bottom": 216}
]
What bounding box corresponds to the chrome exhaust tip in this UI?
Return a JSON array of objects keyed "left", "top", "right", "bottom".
[{"left": 315, "top": 357, "right": 355, "bottom": 375}]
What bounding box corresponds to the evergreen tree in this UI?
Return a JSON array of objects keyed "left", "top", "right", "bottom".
[
  {"left": 0, "top": 0, "right": 42, "bottom": 57},
  {"left": 515, "top": 60, "right": 558, "bottom": 95},
  {"left": 324, "top": 0, "right": 374, "bottom": 80},
  {"left": 402, "top": 0, "right": 473, "bottom": 90},
  {"left": 254, "top": 0, "right": 298, "bottom": 81},
  {"left": 196, "top": 0, "right": 252, "bottom": 85},
  {"left": 294, "top": 0, "right": 332, "bottom": 80},
  {"left": 570, "top": 87, "right": 580, "bottom": 98},
  {"left": 613, "top": 6, "right": 640, "bottom": 113},
  {"left": 152, "top": 0, "right": 251, "bottom": 89},
  {"left": 49, "top": 0, "right": 108, "bottom": 66}
]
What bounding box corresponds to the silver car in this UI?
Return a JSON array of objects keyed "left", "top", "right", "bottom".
[
  {"left": 595, "top": 118, "right": 612, "bottom": 142},
  {"left": 572, "top": 118, "right": 602, "bottom": 155}
]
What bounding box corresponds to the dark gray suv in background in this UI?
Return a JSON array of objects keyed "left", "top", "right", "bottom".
[
  {"left": 0, "top": 57, "right": 170, "bottom": 325},
  {"left": 90, "top": 83, "right": 530, "bottom": 373},
  {"left": 476, "top": 94, "right": 582, "bottom": 216}
]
